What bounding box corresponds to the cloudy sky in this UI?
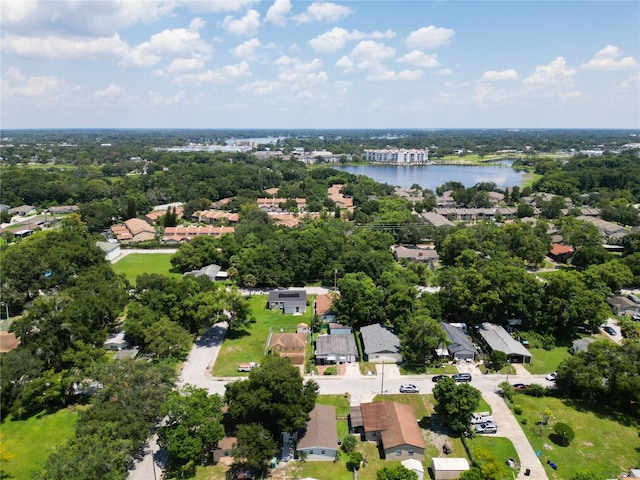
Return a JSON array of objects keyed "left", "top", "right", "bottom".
[{"left": 1, "top": 0, "right": 638, "bottom": 129}]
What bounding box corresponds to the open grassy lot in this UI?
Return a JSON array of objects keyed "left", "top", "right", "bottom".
[
  {"left": 400, "top": 364, "right": 459, "bottom": 375},
  {"left": 111, "top": 253, "right": 181, "bottom": 284},
  {"left": 511, "top": 395, "right": 638, "bottom": 479},
  {"left": 212, "top": 294, "right": 315, "bottom": 377},
  {"left": 317, "top": 394, "right": 351, "bottom": 417},
  {"left": 1, "top": 408, "right": 79, "bottom": 479},
  {"left": 524, "top": 346, "right": 572, "bottom": 375},
  {"left": 465, "top": 436, "right": 519, "bottom": 479}
]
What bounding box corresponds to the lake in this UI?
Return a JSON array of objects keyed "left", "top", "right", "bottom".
[{"left": 333, "top": 162, "right": 528, "bottom": 190}]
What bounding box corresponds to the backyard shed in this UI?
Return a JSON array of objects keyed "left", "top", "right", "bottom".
[{"left": 431, "top": 457, "right": 470, "bottom": 480}]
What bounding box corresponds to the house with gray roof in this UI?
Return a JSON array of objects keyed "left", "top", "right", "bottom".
[
  {"left": 421, "top": 211, "right": 454, "bottom": 228},
  {"left": 8, "top": 205, "right": 35, "bottom": 216},
  {"left": 296, "top": 404, "right": 338, "bottom": 461},
  {"left": 360, "top": 323, "right": 402, "bottom": 363},
  {"left": 606, "top": 295, "right": 640, "bottom": 316},
  {"left": 184, "top": 264, "right": 227, "bottom": 282},
  {"left": 475, "top": 323, "right": 532, "bottom": 364},
  {"left": 393, "top": 246, "right": 439, "bottom": 267},
  {"left": 315, "top": 334, "right": 358, "bottom": 364},
  {"left": 439, "top": 323, "right": 476, "bottom": 361},
  {"left": 571, "top": 338, "right": 595, "bottom": 354},
  {"left": 268, "top": 289, "right": 307, "bottom": 314}
]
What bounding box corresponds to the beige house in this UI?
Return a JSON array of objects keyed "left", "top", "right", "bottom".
[{"left": 269, "top": 333, "right": 306, "bottom": 365}]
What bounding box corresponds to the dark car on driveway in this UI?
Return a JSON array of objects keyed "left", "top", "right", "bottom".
[
  {"left": 603, "top": 326, "right": 617, "bottom": 336},
  {"left": 513, "top": 383, "right": 528, "bottom": 391},
  {"left": 452, "top": 373, "right": 472, "bottom": 382},
  {"left": 432, "top": 375, "right": 448, "bottom": 383}
]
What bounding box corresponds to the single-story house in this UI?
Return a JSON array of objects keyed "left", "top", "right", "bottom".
[
  {"left": 268, "top": 290, "right": 307, "bottom": 314},
  {"left": 328, "top": 323, "right": 351, "bottom": 335},
  {"left": 48, "top": 205, "right": 79, "bottom": 214},
  {"left": 607, "top": 296, "right": 640, "bottom": 316},
  {"left": 0, "top": 204, "right": 9, "bottom": 212},
  {"left": 358, "top": 402, "right": 425, "bottom": 461},
  {"left": 8, "top": 205, "right": 36, "bottom": 216},
  {"left": 111, "top": 218, "right": 156, "bottom": 243},
  {"left": 183, "top": 264, "right": 227, "bottom": 282},
  {"left": 96, "top": 241, "right": 121, "bottom": 262},
  {"left": 402, "top": 458, "right": 424, "bottom": 480},
  {"left": 360, "top": 323, "right": 402, "bottom": 363},
  {"left": 393, "top": 246, "right": 439, "bottom": 267},
  {"left": 269, "top": 333, "right": 306, "bottom": 365},
  {"left": 314, "top": 294, "right": 335, "bottom": 323},
  {"left": 548, "top": 243, "right": 574, "bottom": 263},
  {"left": 315, "top": 334, "right": 359, "bottom": 364},
  {"left": 296, "top": 404, "right": 338, "bottom": 461},
  {"left": 439, "top": 323, "right": 476, "bottom": 361},
  {"left": 570, "top": 338, "right": 595, "bottom": 354},
  {"left": 431, "top": 457, "right": 470, "bottom": 480},
  {"left": 213, "top": 436, "right": 237, "bottom": 463},
  {"left": 475, "top": 323, "right": 532, "bottom": 364}
]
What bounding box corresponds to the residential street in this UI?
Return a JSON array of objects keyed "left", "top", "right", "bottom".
[{"left": 156, "top": 323, "right": 552, "bottom": 480}]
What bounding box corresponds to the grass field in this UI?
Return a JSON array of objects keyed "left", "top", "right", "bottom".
[
  {"left": 524, "top": 347, "right": 572, "bottom": 375},
  {"left": 1, "top": 408, "right": 79, "bottom": 479},
  {"left": 465, "top": 436, "right": 519, "bottom": 479},
  {"left": 512, "top": 395, "right": 638, "bottom": 479},
  {"left": 212, "top": 294, "right": 315, "bottom": 377},
  {"left": 111, "top": 253, "right": 181, "bottom": 284}
]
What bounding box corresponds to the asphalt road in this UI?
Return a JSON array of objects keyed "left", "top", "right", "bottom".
[{"left": 130, "top": 323, "right": 552, "bottom": 480}]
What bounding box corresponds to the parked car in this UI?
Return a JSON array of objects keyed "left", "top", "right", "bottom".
[
  {"left": 399, "top": 384, "right": 420, "bottom": 393},
  {"left": 545, "top": 372, "right": 557, "bottom": 381},
  {"left": 452, "top": 373, "right": 472, "bottom": 382},
  {"left": 603, "top": 326, "right": 617, "bottom": 336},
  {"left": 475, "top": 421, "right": 498, "bottom": 434},
  {"left": 432, "top": 375, "right": 448, "bottom": 383},
  {"left": 513, "top": 383, "right": 528, "bottom": 391},
  {"left": 470, "top": 412, "right": 494, "bottom": 424}
]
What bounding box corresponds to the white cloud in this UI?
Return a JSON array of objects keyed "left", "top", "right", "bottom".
[
  {"left": 93, "top": 84, "right": 125, "bottom": 98},
  {"left": 582, "top": 45, "right": 639, "bottom": 71},
  {"left": 148, "top": 90, "right": 189, "bottom": 106},
  {"left": 366, "top": 67, "right": 422, "bottom": 81},
  {"left": 1, "top": 0, "right": 169, "bottom": 37},
  {"left": 239, "top": 79, "right": 280, "bottom": 95},
  {"left": 188, "top": 17, "right": 207, "bottom": 31},
  {"left": 308, "top": 27, "right": 395, "bottom": 54},
  {"left": 178, "top": 0, "right": 258, "bottom": 13},
  {"left": 406, "top": 25, "right": 455, "bottom": 49},
  {"left": 349, "top": 40, "right": 395, "bottom": 63},
  {"left": 445, "top": 81, "right": 470, "bottom": 87},
  {"left": 1, "top": 67, "right": 66, "bottom": 97},
  {"left": 473, "top": 83, "right": 510, "bottom": 106},
  {"left": 231, "top": 38, "right": 274, "bottom": 60},
  {"left": 119, "top": 43, "right": 162, "bottom": 68},
  {"left": 171, "top": 61, "right": 251, "bottom": 85},
  {"left": 397, "top": 50, "right": 440, "bottom": 68},
  {"left": 221, "top": 9, "right": 261, "bottom": 36},
  {"left": 293, "top": 2, "right": 352, "bottom": 23},
  {"left": 335, "top": 55, "right": 355, "bottom": 71},
  {"left": 480, "top": 69, "right": 518, "bottom": 81},
  {"left": 155, "top": 58, "right": 207, "bottom": 75},
  {"left": 437, "top": 68, "right": 453, "bottom": 76},
  {"left": 559, "top": 90, "right": 590, "bottom": 100},
  {"left": 2, "top": 32, "right": 128, "bottom": 59},
  {"left": 265, "top": 0, "right": 291, "bottom": 26},
  {"left": 523, "top": 57, "right": 576, "bottom": 87}
]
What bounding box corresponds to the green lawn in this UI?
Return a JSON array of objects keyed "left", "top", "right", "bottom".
[
  {"left": 465, "top": 436, "right": 519, "bottom": 479},
  {"left": 524, "top": 347, "right": 572, "bottom": 374},
  {"left": 112, "top": 253, "right": 181, "bottom": 284},
  {"left": 212, "top": 294, "right": 315, "bottom": 377},
  {"left": 317, "top": 394, "right": 351, "bottom": 417},
  {"left": 512, "top": 395, "right": 638, "bottom": 479},
  {"left": 400, "top": 364, "right": 458, "bottom": 375},
  {"left": 1, "top": 408, "right": 79, "bottom": 479}
]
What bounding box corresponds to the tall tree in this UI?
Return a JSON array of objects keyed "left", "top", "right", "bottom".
[
  {"left": 433, "top": 378, "right": 481, "bottom": 435},
  {"left": 400, "top": 313, "right": 446, "bottom": 370},
  {"left": 225, "top": 355, "right": 318, "bottom": 439}
]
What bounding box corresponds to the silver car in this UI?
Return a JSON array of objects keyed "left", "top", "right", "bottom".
[{"left": 475, "top": 422, "right": 498, "bottom": 434}]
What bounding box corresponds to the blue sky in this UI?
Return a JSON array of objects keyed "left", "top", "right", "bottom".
[{"left": 1, "top": 0, "right": 638, "bottom": 129}]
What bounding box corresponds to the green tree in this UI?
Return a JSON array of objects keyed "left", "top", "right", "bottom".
[
  {"left": 377, "top": 464, "right": 418, "bottom": 480},
  {"left": 347, "top": 451, "right": 364, "bottom": 471},
  {"left": 225, "top": 354, "right": 319, "bottom": 439},
  {"left": 433, "top": 378, "right": 481, "bottom": 435},
  {"left": 158, "top": 385, "right": 224, "bottom": 466},
  {"left": 553, "top": 422, "right": 575, "bottom": 446},
  {"left": 340, "top": 434, "right": 357, "bottom": 454},
  {"left": 400, "top": 313, "right": 446, "bottom": 370},
  {"left": 498, "top": 381, "right": 515, "bottom": 402},
  {"left": 489, "top": 350, "right": 508, "bottom": 371},
  {"left": 332, "top": 272, "right": 384, "bottom": 328},
  {"left": 232, "top": 423, "right": 278, "bottom": 477}
]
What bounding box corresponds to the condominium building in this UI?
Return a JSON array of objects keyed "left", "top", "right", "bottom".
[{"left": 363, "top": 148, "right": 429, "bottom": 164}]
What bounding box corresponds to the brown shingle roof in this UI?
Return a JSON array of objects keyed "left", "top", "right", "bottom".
[
  {"left": 270, "top": 333, "right": 306, "bottom": 349},
  {"left": 315, "top": 294, "right": 333, "bottom": 315},
  {"left": 360, "top": 402, "right": 424, "bottom": 451},
  {"left": 297, "top": 404, "right": 337, "bottom": 450}
]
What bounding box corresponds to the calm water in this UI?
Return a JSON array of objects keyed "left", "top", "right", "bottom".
[{"left": 333, "top": 162, "right": 527, "bottom": 190}]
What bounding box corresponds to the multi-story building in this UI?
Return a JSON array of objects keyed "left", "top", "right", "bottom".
[{"left": 363, "top": 148, "right": 429, "bottom": 164}]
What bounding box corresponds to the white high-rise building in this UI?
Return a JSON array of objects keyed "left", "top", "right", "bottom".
[{"left": 363, "top": 148, "right": 429, "bottom": 164}]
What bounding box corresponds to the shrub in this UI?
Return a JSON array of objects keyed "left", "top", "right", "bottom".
[
  {"left": 524, "top": 384, "right": 546, "bottom": 397},
  {"left": 340, "top": 434, "right": 357, "bottom": 454},
  {"left": 324, "top": 366, "right": 337, "bottom": 375},
  {"left": 499, "top": 381, "right": 515, "bottom": 401},
  {"left": 347, "top": 451, "right": 363, "bottom": 471},
  {"left": 521, "top": 418, "right": 528, "bottom": 425},
  {"left": 514, "top": 405, "right": 523, "bottom": 415},
  {"left": 553, "top": 422, "right": 575, "bottom": 446}
]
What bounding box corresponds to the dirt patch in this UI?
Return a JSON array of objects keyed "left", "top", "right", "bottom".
[
  {"left": 316, "top": 363, "right": 347, "bottom": 376},
  {"left": 424, "top": 414, "right": 455, "bottom": 454}
]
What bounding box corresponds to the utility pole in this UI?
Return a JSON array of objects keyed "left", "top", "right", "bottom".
[{"left": 380, "top": 361, "right": 385, "bottom": 394}]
